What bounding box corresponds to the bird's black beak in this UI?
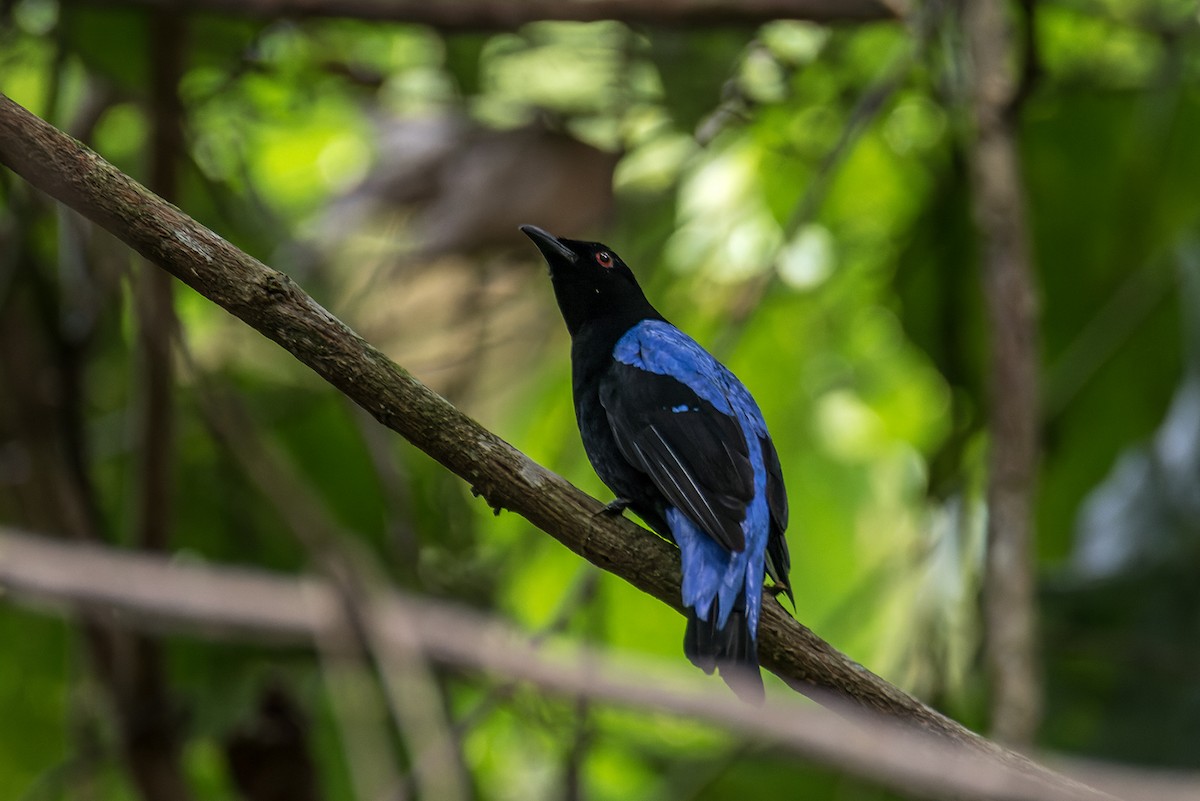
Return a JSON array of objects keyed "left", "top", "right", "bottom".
[{"left": 520, "top": 224, "right": 578, "bottom": 265}]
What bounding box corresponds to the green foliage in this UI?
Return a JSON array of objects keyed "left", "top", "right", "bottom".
[
  {"left": 3, "top": 0, "right": 1200, "bottom": 797},
  {"left": 0, "top": 610, "right": 69, "bottom": 796}
]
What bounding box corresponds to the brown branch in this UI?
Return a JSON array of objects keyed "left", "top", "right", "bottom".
[
  {"left": 135, "top": 8, "right": 184, "bottom": 556},
  {"left": 109, "top": 10, "right": 193, "bottom": 801},
  {"left": 963, "top": 0, "right": 1043, "bottom": 746},
  {"left": 0, "top": 528, "right": 1119, "bottom": 801},
  {"left": 60, "top": 0, "right": 904, "bottom": 28},
  {"left": 0, "top": 89, "right": 1007, "bottom": 755}
]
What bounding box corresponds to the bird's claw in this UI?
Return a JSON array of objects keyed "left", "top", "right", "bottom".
[
  {"left": 765, "top": 583, "right": 796, "bottom": 611},
  {"left": 594, "top": 498, "right": 632, "bottom": 517}
]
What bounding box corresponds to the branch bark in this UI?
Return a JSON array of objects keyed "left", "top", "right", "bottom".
[
  {"left": 963, "top": 0, "right": 1042, "bottom": 746},
  {"left": 1, "top": 89, "right": 1004, "bottom": 756},
  {"left": 61, "top": 0, "right": 903, "bottom": 28},
  {"left": 0, "top": 527, "right": 1119, "bottom": 801}
]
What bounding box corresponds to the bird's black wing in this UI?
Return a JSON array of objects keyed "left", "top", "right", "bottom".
[{"left": 600, "top": 363, "right": 753, "bottom": 553}]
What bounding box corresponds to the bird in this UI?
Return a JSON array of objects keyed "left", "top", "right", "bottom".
[{"left": 520, "top": 224, "right": 791, "bottom": 700}]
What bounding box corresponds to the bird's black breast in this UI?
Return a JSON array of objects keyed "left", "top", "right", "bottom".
[
  {"left": 571, "top": 339, "right": 671, "bottom": 535},
  {"left": 574, "top": 366, "right": 661, "bottom": 500}
]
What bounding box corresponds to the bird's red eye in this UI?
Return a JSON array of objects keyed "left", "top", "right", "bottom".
[{"left": 595, "top": 251, "right": 614, "bottom": 268}]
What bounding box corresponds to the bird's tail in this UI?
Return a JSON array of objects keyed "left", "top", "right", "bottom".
[{"left": 684, "top": 593, "right": 764, "bottom": 703}]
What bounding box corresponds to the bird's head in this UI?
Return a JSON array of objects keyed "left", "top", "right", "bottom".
[{"left": 520, "top": 224, "right": 658, "bottom": 337}]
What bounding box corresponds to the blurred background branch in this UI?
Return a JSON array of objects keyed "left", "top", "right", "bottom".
[
  {"left": 110, "top": 9, "right": 191, "bottom": 799},
  {"left": 0, "top": 526, "right": 1129, "bottom": 801},
  {"left": 61, "top": 0, "right": 904, "bottom": 27},
  {"left": 963, "top": 0, "right": 1042, "bottom": 746}
]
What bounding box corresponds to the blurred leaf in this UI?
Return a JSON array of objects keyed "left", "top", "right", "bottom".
[
  {"left": 646, "top": 29, "right": 752, "bottom": 132},
  {"left": 0, "top": 610, "right": 68, "bottom": 797}
]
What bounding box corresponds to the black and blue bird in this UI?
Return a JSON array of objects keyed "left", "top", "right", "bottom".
[{"left": 521, "top": 225, "right": 791, "bottom": 699}]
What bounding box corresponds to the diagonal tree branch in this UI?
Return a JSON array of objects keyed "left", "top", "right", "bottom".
[
  {"left": 0, "top": 90, "right": 1007, "bottom": 756},
  {"left": 61, "top": 0, "right": 904, "bottom": 28},
  {"left": 0, "top": 527, "right": 1121, "bottom": 801}
]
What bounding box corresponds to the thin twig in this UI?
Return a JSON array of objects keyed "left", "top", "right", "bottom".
[{"left": 347, "top": 403, "right": 422, "bottom": 581}]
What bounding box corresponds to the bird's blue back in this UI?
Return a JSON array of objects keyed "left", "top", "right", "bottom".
[{"left": 613, "top": 319, "right": 771, "bottom": 637}]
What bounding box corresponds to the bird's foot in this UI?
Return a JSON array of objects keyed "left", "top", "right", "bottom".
[
  {"left": 594, "top": 498, "right": 632, "bottom": 517},
  {"left": 765, "top": 583, "right": 795, "bottom": 610}
]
